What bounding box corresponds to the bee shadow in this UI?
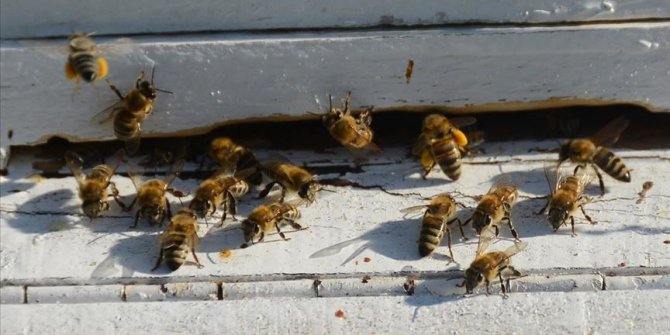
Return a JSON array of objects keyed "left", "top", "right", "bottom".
[
  {"left": 96, "top": 233, "right": 163, "bottom": 277},
  {"left": 6, "top": 189, "right": 80, "bottom": 234}
]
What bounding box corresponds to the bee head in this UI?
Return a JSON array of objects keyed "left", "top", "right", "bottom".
[
  {"left": 82, "top": 200, "right": 107, "bottom": 219},
  {"left": 463, "top": 268, "right": 484, "bottom": 294},
  {"left": 241, "top": 219, "right": 260, "bottom": 243},
  {"left": 558, "top": 141, "right": 571, "bottom": 162},
  {"left": 189, "top": 198, "right": 210, "bottom": 218},
  {"left": 137, "top": 79, "right": 157, "bottom": 100},
  {"left": 176, "top": 208, "right": 197, "bottom": 219},
  {"left": 299, "top": 181, "right": 319, "bottom": 203},
  {"left": 548, "top": 207, "right": 568, "bottom": 230},
  {"left": 472, "top": 211, "right": 492, "bottom": 234},
  {"left": 141, "top": 205, "right": 164, "bottom": 225}
]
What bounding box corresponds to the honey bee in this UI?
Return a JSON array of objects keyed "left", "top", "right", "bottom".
[
  {"left": 207, "top": 137, "right": 262, "bottom": 185},
  {"left": 537, "top": 168, "right": 595, "bottom": 236},
  {"left": 558, "top": 116, "right": 631, "bottom": 195},
  {"left": 463, "top": 176, "right": 521, "bottom": 241},
  {"left": 152, "top": 208, "right": 202, "bottom": 271},
  {"left": 258, "top": 157, "right": 320, "bottom": 203},
  {"left": 240, "top": 202, "right": 303, "bottom": 248},
  {"left": 127, "top": 160, "right": 185, "bottom": 227},
  {"left": 319, "top": 92, "right": 381, "bottom": 161},
  {"left": 400, "top": 194, "right": 467, "bottom": 260},
  {"left": 461, "top": 227, "right": 527, "bottom": 297},
  {"left": 92, "top": 67, "right": 172, "bottom": 155},
  {"left": 64, "top": 33, "right": 108, "bottom": 84},
  {"left": 189, "top": 172, "right": 250, "bottom": 225},
  {"left": 411, "top": 114, "right": 475, "bottom": 180},
  {"left": 65, "top": 149, "right": 127, "bottom": 219}
]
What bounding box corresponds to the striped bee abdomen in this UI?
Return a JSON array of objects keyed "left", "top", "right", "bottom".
[
  {"left": 69, "top": 52, "right": 98, "bottom": 82},
  {"left": 418, "top": 218, "right": 445, "bottom": 257},
  {"left": 431, "top": 139, "right": 462, "bottom": 180},
  {"left": 593, "top": 147, "right": 631, "bottom": 182},
  {"left": 113, "top": 109, "right": 140, "bottom": 141},
  {"left": 88, "top": 165, "right": 113, "bottom": 181},
  {"left": 164, "top": 237, "right": 189, "bottom": 271}
]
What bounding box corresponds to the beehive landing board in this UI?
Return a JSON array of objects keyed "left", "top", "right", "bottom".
[{"left": 1, "top": 141, "right": 669, "bottom": 333}]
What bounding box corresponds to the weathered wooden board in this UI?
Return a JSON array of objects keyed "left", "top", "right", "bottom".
[
  {"left": 2, "top": 0, "right": 669, "bottom": 39},
  {"left": 1, "top": 23, "right": 668, "bottom": 159}
]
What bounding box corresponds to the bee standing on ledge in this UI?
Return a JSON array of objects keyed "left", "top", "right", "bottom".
[
  {"left": 152, "top": 208, "right": 202, "bottom": 271},
  {"left": 65, "top": 149, "right": 127, "bottom": 219},
  {"left": 258, "top": 157, "right": 320, "bottom": 203},
  {"left": 319, "top": 91, "right": 381, "bottom": 161},
  {"left": 537, "top": 168, "right": 595, "bottom": 236},
  {"left": 65, "top": 33, "right": 108, "bottom": 84},
  {"left": 400, "top": 194, "right": 467, "bottom": 260},
  {"left": 460, "top": 227, "right": 527, "bottom": 297},
  {"left": 412, "top": 114, "right": 475, "bottom": 180},
  {"left": 558, "top": 116, "right": 631, "bottom": 195},
  {"left": 463, "top": 176, "right": 521, "bottom": 241},
  {"left": 207, "top": 137, "right": 262, "bottom": 185},
  {"left": 241, "top": 202, "right": 304, "bottom": 248},
  {"left": 189, "top": 172, "right": 250, "bottom": 225},
  {"left": 127, "top": 160, "right": 185, "bottom": 227},
  {"left": 92, "top": 67, "right": 172, "bottom": 155}
]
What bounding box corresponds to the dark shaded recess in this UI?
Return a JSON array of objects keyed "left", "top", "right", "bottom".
[{"left": 15, "top": 104, "right": 670, "bottom": 177}]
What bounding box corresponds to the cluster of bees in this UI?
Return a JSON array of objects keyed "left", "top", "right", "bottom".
[{"left": 63, "top": 33, "right": 632, "bottom": 296}]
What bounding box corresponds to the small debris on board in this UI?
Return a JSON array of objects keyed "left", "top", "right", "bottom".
[
  {"left": 219, "top": 249, "right": 232, "bottom": 259},
  {"left": 404, "top": 58, "right": 414, "bottom": 84},
  {"left": 361, "top": 275, "right": 371, "bottom": 283},
  {"left": 636, "top": 181, "right": 654, "bottom": 204},
  {"left": 335, "top": 309, "right": 347, "bottom": 319},
  {"left": 663, "top": 240, "right": 670, "bottom": 244},
  {"left": 618, "top": 262, "right": 626, "bottom": 267},
  {"left": 403, "top": 279, "right": 416, "bottom": 296},
  {"left": 363, "top": 257, "right": 371, "bottom": 263}
]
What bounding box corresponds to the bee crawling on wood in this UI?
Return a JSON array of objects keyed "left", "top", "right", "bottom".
[
  {"left": 400, "top": 193, "right": 467, "bottom": 261},
  {"left": 189, "top": 169, "right": 251, "bottom": 226},
  {"left": 463, "top": 175, "right": 521, "bottom": 241},
  {"left": 92, "top": 67, "right": 172, "bottom": 155},
  {"left": 65, "top": 149, "right": 127, "bottom": 219},
  {"left": 459, "top": 227, "right": 527, "bottom": 297},
  {"left": 412, "top": 114, "right": 476, "bottom": 180},
  {"left": 152, "top": 208, "right": 202, "bottom": 271},
  {"left": 558, "top": 116, "right": 631, "bottom": 195},
  {"left": 127, "top": 160, "right": 186, "bottom": 228},
  {"left": 537, "top": 166, "right": 596, "bottom": 236},
  {"left": 206, "top": 137, "right": 263, "bottom": 185},
  {"left": 240, "top": 202, "right": 304, "bottom": 248},
  {"left": 317, "top": 91, "right": 381, "bottom": 162},
  {"left": 258, "top": 156, "right": 323, "bottom": 204}
]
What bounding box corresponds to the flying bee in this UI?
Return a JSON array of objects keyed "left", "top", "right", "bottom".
[
  {"left": 318, "top": 91, "right": 381, "bottom": 161},
  {"left": 127, "top": 160, "right": 185, "bottom": 227},
  {"left": 460, "top": 227, "right": 527, "bottom": 297},
  {"left": 463, "top": 176, "right": 521, "bottom": 241},
  {"left": 92, "top": 67, "right": 172, "bottom": 155},
  {"left": 411, "top": 114, "right": 476, "bottom": 180},
  {"left": 240, "top": 202, "right": 304, "bottom": 248},
  {"left": 558, "top": 116, "right": 631, "bottom": 195},
  {"left": 152, "top": 208, "right": 202, "bottom": 271},
  {"left": 258, "top": 157, "right": 321, "bottom": 203},
  {"left": 207, "top": 137, "right": 262, "bottom": 185},
  {"left": 189, "top": 172, "right": 250, "bottom": 225},
  {"left": 400, "top": 194, "right": 467, "bottom": 260},
  {"left": 64, "top": 33, "right": 108, "bottom": 84},
  {"left": 537, "top": 168, "right": 595, "bottom": 236},
  {"left": 65, "top": 149, "right": 127, "bottom": 219}
]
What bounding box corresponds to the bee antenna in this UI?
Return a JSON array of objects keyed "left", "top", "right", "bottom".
[
  {"left": 344, "top": 91, "right": 352, "bottom": 111},
  {"left": 328, "top": 94, "right": 334, "bottom": 112},
  {"left": 151, "top": 66, "right": 156, "bottom": 85},
  {"left": 156, "top": 88, "right": 174, "bottom": 95}
]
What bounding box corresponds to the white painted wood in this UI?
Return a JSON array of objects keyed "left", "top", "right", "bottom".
[
  {"left": 2, "top": 0, "right": 669, "bottom": 39},
  {"left": 1, "top": 143, "right": 668, "bottom": 286},
  {"left": 1, "top": 23, "right": 668, "bottom": 162},
  {"left": 3, "top": 291, "right": 670, "bottom": 334}
]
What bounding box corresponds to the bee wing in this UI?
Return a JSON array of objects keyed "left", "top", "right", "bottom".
[
  {"left": 90, "top": 102, "right": 123, "bottom": 125},
  {"left": 411, "top": 133, "right": 429, "bottom": 156},
  {"left": 344, "top": 142, "right": 382, "bottom": 163},
  {"left": 164, "top": 159, "right": 186, "bottom": 187},
  {"left": 17, "top": 39, "right": 69, "bottom": 59},
  {"left": 105, "top": 149, "right": 126, "bottom": 175},
  {"left": 97, "top": 37, "right": 137, "bottom": 56},
  {"left": 488, "top": 173, "right": 524, "bottom": 193},
  {"left": 502, "top": 241, "right": 528, "bottom": 258},
  {"left": 64, "top": 151, "right": 86, "bottom": 186},
  {"left": 399, "top": 204, "right": 428, "bottom": 214},
  {"left": 589, "top": 116, "right": 630, "bottom": 147},
  {"left": 124, "top": 137, "right": 142, "bottom": 157},
  {"left": 475, "top": 226, "right": 497, "bottom": 256},
  {"left": 263, "top": 152, "right": 293, "bottom": 164},
  {"left": 309, "top": 237, "right": 364, "bottom": 258},
  {"left": 126, "top": 161, "right": 145, "bottom": 191},
  {"left": 449, "top": 116, "right": 477, "bottom": 128}
]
